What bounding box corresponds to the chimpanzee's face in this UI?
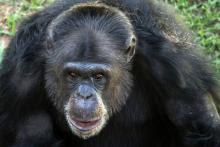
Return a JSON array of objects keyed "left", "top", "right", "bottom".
[
  {"left": 44, "top": 4, "right": 136, "bottom": 139},
  {"left": 44, "top": 29, "right": 135, "bottom": 139}
]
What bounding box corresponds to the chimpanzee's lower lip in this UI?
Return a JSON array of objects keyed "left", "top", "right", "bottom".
[{"left": 70, "top": 117, "right": 101, "bottom": 131}]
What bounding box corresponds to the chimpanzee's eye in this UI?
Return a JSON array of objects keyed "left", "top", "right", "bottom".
[
  {"left": 68, "top": 72, "right": 79, "bottom": 78},
  {"left": 93, "top": 73, "right": 104, "bottom": 81}
]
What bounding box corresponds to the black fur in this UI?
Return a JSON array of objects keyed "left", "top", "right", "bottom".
[{"left": 0, "top": 0, "right": 220, "bottom": 147}]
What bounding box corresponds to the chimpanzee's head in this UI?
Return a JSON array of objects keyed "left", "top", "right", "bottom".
[{"left": 44, "top": 3, "right": 136, "bottom": 139}]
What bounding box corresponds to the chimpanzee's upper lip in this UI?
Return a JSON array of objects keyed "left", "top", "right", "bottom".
[{"left": 70, "top": 117, "right": 101, "bottom": 131}]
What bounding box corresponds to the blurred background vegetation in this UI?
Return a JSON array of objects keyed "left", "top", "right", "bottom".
[{"left": 0, "top": 0, "right": 219, "bottom": 72}]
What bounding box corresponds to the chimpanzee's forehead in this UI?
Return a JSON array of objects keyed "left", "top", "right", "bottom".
[{"left": 54, "top": 29, "right": 125, "bottom": 63}]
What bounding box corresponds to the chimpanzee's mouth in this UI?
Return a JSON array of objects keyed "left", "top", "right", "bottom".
[{"left": 70, "top": 117, "right": 102, "bottom": 131}]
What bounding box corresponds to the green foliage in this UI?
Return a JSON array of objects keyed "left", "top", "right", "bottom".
[
  {"left": 20, "top": 0, "right": 53, "bottom": 11},
  {"left": 0, "top": 0, "right": 53, "bottom": 60},
  {"left": 0, "top": 43, "right": 3, "bottom": 63},
  {"left": 6, "top": 13, "right": 21, "bottom": 35},
  {"left": 166, "top": 0, "right": 220, "bottom": 73}
]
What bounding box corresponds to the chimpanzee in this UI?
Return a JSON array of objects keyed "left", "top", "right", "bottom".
[{"left": 0, "top": 0, "right": 220, "bottom": 147}]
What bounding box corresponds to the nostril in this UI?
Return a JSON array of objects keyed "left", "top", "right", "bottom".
[
  {"left": 76, "top": 92, "right": 81, "bottom": 97},
  {"left": 76, "top": 92, "right": 93, "bottom": 99},
  {"left": 86, "top": 93, "right": 93, "bottom": 99}
]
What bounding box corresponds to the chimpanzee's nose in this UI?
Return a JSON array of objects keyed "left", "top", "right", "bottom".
[{"left": 76, "top": 85, "right": 94, "bottom": 99}]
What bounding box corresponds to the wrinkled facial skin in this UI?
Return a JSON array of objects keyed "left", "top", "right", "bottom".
[
  {"left": 44, "top": 31, "right": 134, "bottom": 139},
  {"left": 64, "top": 62, "right": 110, "bottom": 139}
]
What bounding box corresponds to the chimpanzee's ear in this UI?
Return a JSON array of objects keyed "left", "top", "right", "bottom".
[
  {"left": 125, "top": 35, "right": 136, "bottom": 62},
  {"left": 45, "top": 37, "right": 54, "bottom": 49},
  {"left": 45, "top": 25, "right": 55, "bottom": 49}
]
